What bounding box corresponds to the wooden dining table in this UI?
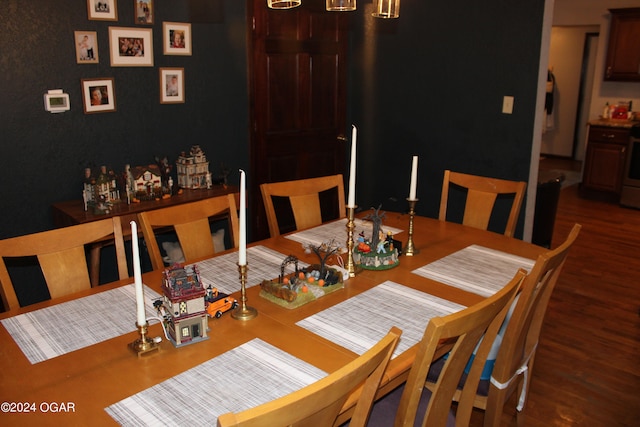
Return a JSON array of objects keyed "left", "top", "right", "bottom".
[{"left": 0, "top": 212, "right": 544, "bottom": 426}]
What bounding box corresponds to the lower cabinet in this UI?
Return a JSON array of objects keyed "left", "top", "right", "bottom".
[{"left": 581, "top": 125, "right": 629, "bottom": 199}]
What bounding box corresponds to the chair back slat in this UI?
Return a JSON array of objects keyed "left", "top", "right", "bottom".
[
  {"left": 0, "top": 216, "right": 128, "bottom": 311},
  {"left": 440, "top": 170, "right": 527, "bottom": 237},
  {"left": 260, "top": 174, "right": 345, "bottom": 237},
  {"left": 138, "top": 193, "right": 239, "bottom": 270}
]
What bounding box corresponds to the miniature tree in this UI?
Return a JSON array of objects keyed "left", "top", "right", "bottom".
[
  {"left": 304, "top": 239, "right": 342, "bottom": 279},
  {"left": 364, "top": 205, "right": 386, "bottom": 250}
]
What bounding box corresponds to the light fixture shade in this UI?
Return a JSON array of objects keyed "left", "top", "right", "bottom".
[
  {"left": 372, "top": 0, "right": 400, "bottom": 18},
  {"left": 326, "top": 0, "right": 356, "bottom": 12},
  {"left": 268, "top": 0, "right": 301, "bottom": 9}
]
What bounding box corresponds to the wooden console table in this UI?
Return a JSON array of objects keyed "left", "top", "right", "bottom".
[{"left": 51, "top": 185, "right": 239, "bottom": 286}]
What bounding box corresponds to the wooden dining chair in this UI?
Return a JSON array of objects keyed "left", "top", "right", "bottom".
[
  {"left": 260, "top": 174, "right": 346, "bottom": 237},
  {"left": 0, "top": 217, "right": 129, "bottom": 311},
  {"left": 138, "top": 194, "right": 239, "bottom": 271},
  {"left": 216, "top": 327, "right": 401, "bottom": 427},
  {"left": 424, "top": 223, "right": 581, "bottom": 427},
  {"left": 365, "top": 269, "right": 526, "bottom": 427},
  {"left": 439, "top": 170, "right": 527, "bottom": 237}
]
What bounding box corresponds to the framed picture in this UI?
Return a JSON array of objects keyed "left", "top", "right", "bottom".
[
  {"left": 81, "top": 78, "right": 116, "bottom": 114},
  {"left": 109, "top": 27, "right": 154, "bottom": 67},
  {"left": 74, "top": 31, "right": 99, "bottom": 64},
  {"left": 87, "top": 0, "right": 118, "bottom": 21},
  {"left": 163, "top": 22, "right": 192, "bottom": 56},
  {"left": 160, "top": 68, "right": 185, "bottom": 104},
  {"left": 135, "top": 0, "right": 153, "bottom": 25}
]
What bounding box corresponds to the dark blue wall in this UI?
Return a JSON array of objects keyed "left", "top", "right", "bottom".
[
  {"left": 350, "top": 2, "right": 545, "bottom": 234},
  {"left": 0, "top": 0, "right": 249, "bottom": 239}
]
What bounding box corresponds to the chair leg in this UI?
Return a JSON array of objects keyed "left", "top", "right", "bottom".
[{"left": 483, "top": 383, "right": 512, "bottom": 427}]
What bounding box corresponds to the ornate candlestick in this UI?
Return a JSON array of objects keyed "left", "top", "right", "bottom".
[
  {"left": 129, "top": 321, "right": 160, "bottom": 357},
  {"left": 346, "top": 206, "right": 356, "bottom": 277},
  {"left": 405, "top": 198, "right": 419, "bottom": 256},
  {"left": 232, "top": 263, "right": 257, "bottom": 321}
]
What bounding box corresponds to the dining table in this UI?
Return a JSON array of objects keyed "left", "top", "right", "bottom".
[{"left": 0, "top": 211, "right": 544, "bottom": 426}]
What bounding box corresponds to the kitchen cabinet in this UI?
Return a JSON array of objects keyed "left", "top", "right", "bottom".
[
  {"left": 605, "top": 8, "right": 640, "bottom": 81},
  {"left": 581, "top": 125, "right": 629, "bottom": 199}
]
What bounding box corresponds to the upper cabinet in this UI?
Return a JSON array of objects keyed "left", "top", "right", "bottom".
[{"left": 605, "top": 8, "right": 640, "bottom": 82}]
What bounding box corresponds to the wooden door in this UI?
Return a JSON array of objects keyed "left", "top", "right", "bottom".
[{"left": 248, "top": 0, "right": 349, "bottom": 240}]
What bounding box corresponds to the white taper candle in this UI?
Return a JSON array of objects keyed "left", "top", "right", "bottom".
[
  {"left": 409, "top": 156, "right": 418, "bottom": 200},
  {"left": 347, "top": 125, "right": 357, "bottom": 208},
  {"left": 238, "top": 169, "right": 247, "bottom": 265},
  {"left": 130, "top": 220, "right": 146, "bottom": 326}
]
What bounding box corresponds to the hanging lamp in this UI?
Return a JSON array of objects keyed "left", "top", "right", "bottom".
[
  {"left": 325, "top": 0, "right": 356, "bottom": 12},
  {"left": 372, "top": 0, "right": 400, "bottom": 18},
  {"left": 267, "top": 0, "right": 301, "bottom": 9}
]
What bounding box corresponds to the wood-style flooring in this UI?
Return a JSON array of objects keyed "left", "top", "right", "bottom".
[{"left": 468, "top": 173, "right": 640, "bottom": 426}]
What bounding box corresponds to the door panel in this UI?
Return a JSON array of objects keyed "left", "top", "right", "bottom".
[{"left": 249, "top": 0, "right": 348, "bottom": 240}]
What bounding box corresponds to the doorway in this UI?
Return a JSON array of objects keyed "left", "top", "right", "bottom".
[
  {"left": 247, "top": 0, "right": 350, "bottom": 240},
  {"left": 542, "top": 26, "right": 599, "bottom": 160}
]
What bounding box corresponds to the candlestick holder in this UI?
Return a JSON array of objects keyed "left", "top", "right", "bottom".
[
  {"left": 346, "top": 206, "right": 356, "bottom": 277},
  {"left": 405, "top": 198, "right": 419, "bottom": 256},
  {"left": 232, "top": 263, "right": 257, "bottom": 321},
  {"left": 129, "top": 321, "right": 160, "bottom": 357}
]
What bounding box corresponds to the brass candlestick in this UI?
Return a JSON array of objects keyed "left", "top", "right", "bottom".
[
  {"left": 346, "top": 206, "right": 356, "bottom": 277},
  {"left": 129, "top": 321, "right": 160, "bottom": 357},
  {"left": 405, "top": 198, "right": 419, "bottom": 256},
  {"left": 232, "top": 263, "right": 257, "bottom": 321}
]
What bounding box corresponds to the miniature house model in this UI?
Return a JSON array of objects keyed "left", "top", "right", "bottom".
[
  {"left": 176, "top": 145, "right": 210, "bottom": 189},
  {"left": 160, "top": 264, "right": 208, "bottom": 347},
  {"left": 132, "top": 165, "right": 163, "bottom": 197}
]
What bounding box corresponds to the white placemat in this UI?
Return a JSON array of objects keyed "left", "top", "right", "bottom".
[
  {"left": 412, "top": 245, "right": 536, "bottom": 297},
  {"left": 285, "top": 218, "right": 403, "bottom": 252},
  {"left": 194, "top": 245, "right": 308, "bottom": 295},
  {"left": 105, "top": 338, "right": 327, "bottom": 426},
  {"left": 1, "top": 284, "right": 161, "bottom": 364},
  {"left": 297, "top": 281, "right": 465, "bottom": 358}
]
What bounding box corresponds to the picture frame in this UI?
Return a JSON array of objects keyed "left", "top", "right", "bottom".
[
  {"left": 135, "top": 0, "right": 154, "bottom": 25},
  {"left": 109, "top": 27, "right": 154, "bottom": 67},
  {"left": 81, "top": 78, "right": 116, "bottom": 114},
  {"left": 87, "top": 0, "right": 118, "bottom": 21},
  {"left": 74, "top": 31, "right": 99, "bottom": 64},
  {"left": 160, "top": 68, "right": 185, "bottom": 104},
  {"left": 163, "top": 22, "right": 192, "bottom": 56}
]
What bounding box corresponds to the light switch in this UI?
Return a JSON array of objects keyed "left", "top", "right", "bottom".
[{"left": 502, "top": 96, "right": 514, "bottom": 114}]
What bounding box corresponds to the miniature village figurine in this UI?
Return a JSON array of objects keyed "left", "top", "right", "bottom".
[
  {"left": 353, "top": 205, "right": 400, "bottom": 270},
  {"left": 176, "top": 145, "right": 210, "bottom": 189}
]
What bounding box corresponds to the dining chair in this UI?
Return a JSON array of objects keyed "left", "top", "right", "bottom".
[
  {"left": 138, "top": 194, "right": 239, "bottom": 270},
  {"left": 0, "top": 216, "right": 129, "bottom": 311},
  {"left": 365, "top": 269, "right": 526, "bottom": 427},
  {"left": 439, "top": 170, "right": 527, "bottom": 237},
  {"left": 424, "top": 223, "right": 581, "bottom": 427},
  {"left": 260, "top": 174, "right": 346, "bottom": 237},
  {"left": 216, "top": 326, "right": 401, "bottom": 427}
]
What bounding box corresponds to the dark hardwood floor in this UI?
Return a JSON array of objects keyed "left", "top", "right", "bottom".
[{"left": 468, "top": 163, "right": 640, "bottom": 426}]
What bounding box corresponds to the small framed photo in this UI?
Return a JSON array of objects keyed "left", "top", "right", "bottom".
[
  {"left": 163, "top": 22, "right": 192, "bottom": 56},
  {"left": 109, "top": 27, "right": 154, "bottom": 67},
  {"left": 74, "top": 31, "right": 99, "bottom": 64},
  {"left": 87, "top": 0, "right": 118, "bottom": 21},
  {"left": 81, "top": 78, "right": 116, "bottom": 114},
  {"left": 160, "top": 68, "right": 185, "bottom": 104},
  {"left": 135, "top": 0, "right": 153, "bottom": 25}
]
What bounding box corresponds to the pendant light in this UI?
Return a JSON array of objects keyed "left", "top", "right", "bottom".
[
  {"left": 267, "top": 0, "right": 301, "bottom": 9},
  {"left": 326, "top": 0, "right": 356, "bottom": 12},
  {"left": 372, "top": 0, "right": 400, "bottom": 18}
]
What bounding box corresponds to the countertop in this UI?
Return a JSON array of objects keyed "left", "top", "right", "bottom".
[{"left": 589, "top": 118, "right": 639, "bottom": 128}]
